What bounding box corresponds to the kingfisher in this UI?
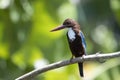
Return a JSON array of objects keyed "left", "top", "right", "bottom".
[{"left": 50, "top": 18, "right": 86, "bottom": 77}]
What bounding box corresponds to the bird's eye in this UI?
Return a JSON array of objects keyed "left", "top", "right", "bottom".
[{"left": 64, "top": 22, "right": 71, "bottom": 25}]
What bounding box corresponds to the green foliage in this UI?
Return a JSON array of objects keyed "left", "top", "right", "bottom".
[{"left": 0, "top": 0, "right": 120, "bottom": 80}]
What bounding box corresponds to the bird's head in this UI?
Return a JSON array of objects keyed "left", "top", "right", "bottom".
[{"left": 50, "top": 18, "right": 79, "bottom": 32}]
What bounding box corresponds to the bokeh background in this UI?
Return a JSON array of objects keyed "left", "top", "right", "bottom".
[{"left": 0, "top": 0, "right": 120, "bottom": 80}]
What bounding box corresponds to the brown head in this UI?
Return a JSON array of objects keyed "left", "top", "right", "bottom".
[{"left": 50, "top": 18, "right": 80, "bottom": 32}]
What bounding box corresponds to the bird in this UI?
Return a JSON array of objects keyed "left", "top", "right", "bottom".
[{"left": 50, "top": 18, "right": 86, "bottom": 77}]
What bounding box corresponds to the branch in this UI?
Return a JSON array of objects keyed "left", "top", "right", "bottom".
[{"left": 15, "top": 51, "right": 120, "bottom": 80}]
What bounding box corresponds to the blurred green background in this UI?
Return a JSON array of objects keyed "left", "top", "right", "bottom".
[{"left": 0, "top": 0, "right": 120, "bottom": 80}]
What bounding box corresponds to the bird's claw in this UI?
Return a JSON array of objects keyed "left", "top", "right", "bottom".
[{"left": 70, "top": 55, "right": 74, "bottom": 62}]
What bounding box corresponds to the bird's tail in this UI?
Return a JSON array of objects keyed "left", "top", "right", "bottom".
[{"left": 78, "top": 62, "right": 84, "bottom": 77}]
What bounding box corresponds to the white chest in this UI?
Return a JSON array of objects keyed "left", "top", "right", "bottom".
[{"left": 67, "top": 28, "right": 76, "bottom": 41}]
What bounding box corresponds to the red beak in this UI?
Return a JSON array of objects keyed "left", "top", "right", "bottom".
[{"left": 50, "top": 25, "right": 66, "bottom": 32}]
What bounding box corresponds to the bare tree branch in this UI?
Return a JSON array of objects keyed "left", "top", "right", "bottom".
[{"left": 15, "top": 51, "right": 120, "bottom": 80}]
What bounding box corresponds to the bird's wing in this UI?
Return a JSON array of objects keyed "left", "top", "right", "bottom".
[{"left": 79, "top": 31, "right": 87, "bottom": 51}]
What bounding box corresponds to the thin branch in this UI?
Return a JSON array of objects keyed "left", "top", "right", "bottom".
[{"left": 15, "top": 51, "right": 120, "bottom": 80}]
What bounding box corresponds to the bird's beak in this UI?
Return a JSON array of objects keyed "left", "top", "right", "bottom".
[{"left": 50, "top": 25, "right": 66, "bottom": 32}]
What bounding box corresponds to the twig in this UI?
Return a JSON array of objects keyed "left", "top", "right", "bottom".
[{"left": 15, "top": 51, "right": 120, "bottom": 80}]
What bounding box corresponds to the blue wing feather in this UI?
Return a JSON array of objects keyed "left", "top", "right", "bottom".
[{"left": 79, "top": 31, "right": 87, "bottom": 51}]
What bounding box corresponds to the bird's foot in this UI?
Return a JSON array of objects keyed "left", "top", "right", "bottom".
[
  {"left": 81, "top": 55, "right": 85, "bottom": 62},
  {"left": 70, "top": 55, "right": 74, "bottom": 62}
]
